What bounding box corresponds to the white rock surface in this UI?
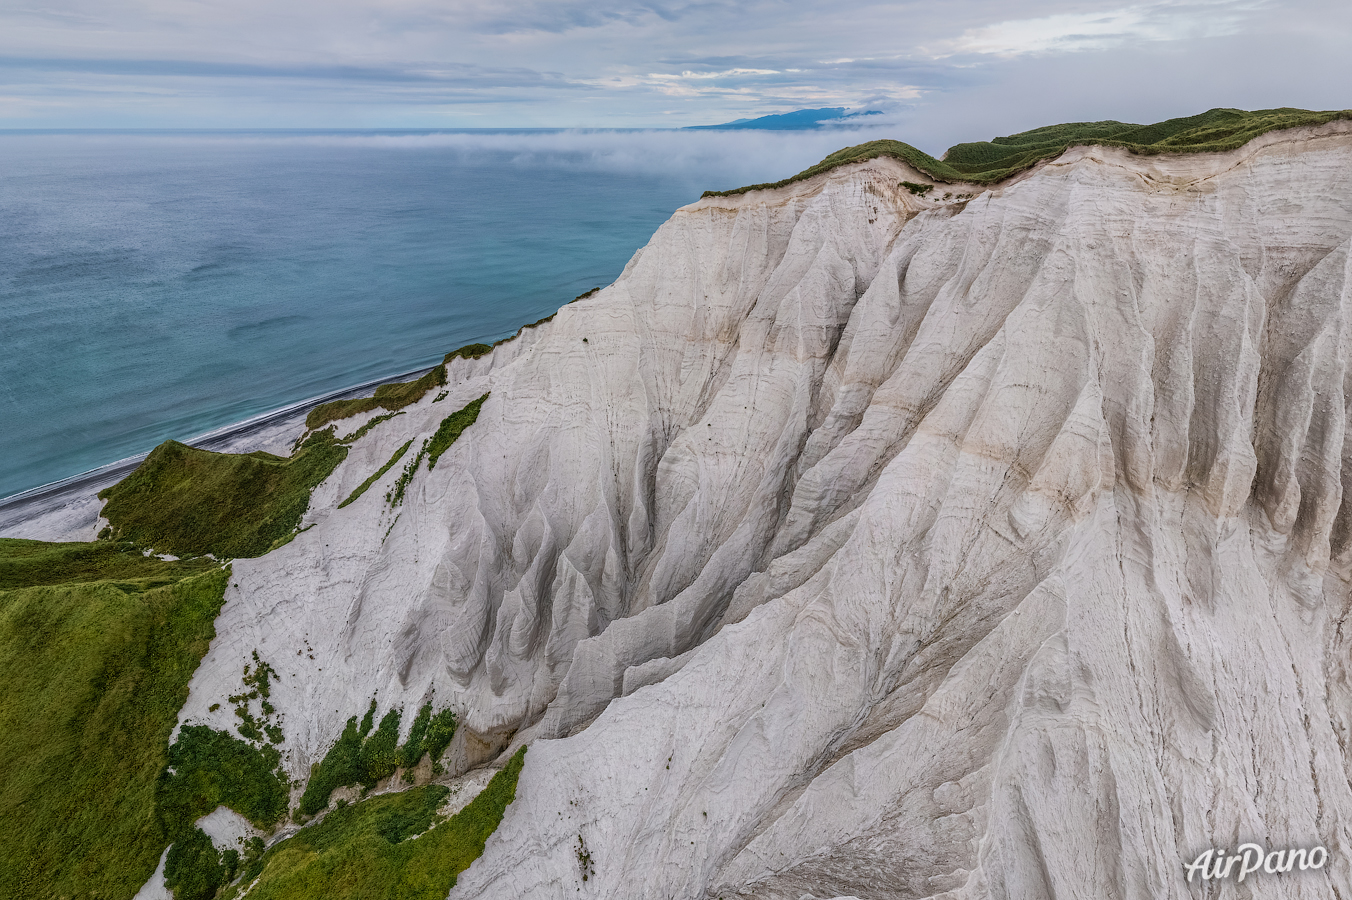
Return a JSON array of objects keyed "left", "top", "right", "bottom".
[
  {"left": 195, "top": 806, "right": 258, "bottom": 852},
  {"left": 132, "top": 848, "right": 172, "bottom": 900},
  {"left": 167, "top": 120, "right": 1352, "bottom": 898}
]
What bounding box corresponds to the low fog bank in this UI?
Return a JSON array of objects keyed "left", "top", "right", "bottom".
[{"left": 1, "top": 125, "right": 908, "bottom": 195}]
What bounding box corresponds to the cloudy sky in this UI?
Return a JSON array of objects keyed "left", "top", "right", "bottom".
[{"left": 2, "top": 0, "right": 1349, "bottom": 149}]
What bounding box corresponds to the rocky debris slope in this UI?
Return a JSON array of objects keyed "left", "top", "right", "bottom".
[{"left": 180, "top": 120, "right": 1352, "bottom": 898}]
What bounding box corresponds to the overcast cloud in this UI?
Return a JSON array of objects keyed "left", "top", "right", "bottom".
[{"left": 1, "top": 0, "right": 1349, "bottom": 149}]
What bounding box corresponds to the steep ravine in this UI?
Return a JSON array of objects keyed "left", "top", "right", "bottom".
[{"left": 10, "top": 114, "right": 1352, "bottom": 899}]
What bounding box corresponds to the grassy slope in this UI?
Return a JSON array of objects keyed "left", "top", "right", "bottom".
[
  {"left": 223, "top": 747, "right": 527, "bottom": 900},
  {"left": 0, "top": 540, "right": 229, "bottom": 900},
  {"left": 306, "top": 366, "right": 447, "bottom": 432},
  {"left": 98, "top": 431, "right": 348, "bottom": 560},
  {"left": 702, "top": 106, "right": 1352, "bottom": 196}
]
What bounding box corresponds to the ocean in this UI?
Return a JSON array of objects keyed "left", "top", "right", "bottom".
[{"left": 0, "top": 127, "right": 891, "bottom": 498}]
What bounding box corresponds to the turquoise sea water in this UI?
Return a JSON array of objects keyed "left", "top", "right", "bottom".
[{"left": 0, "top": 128, "right": 886, "bottom": 498}]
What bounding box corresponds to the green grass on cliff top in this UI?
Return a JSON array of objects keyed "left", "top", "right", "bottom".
[
  {"left": 0, "top": 539, "right": 229, "bottom": 900},
  {"left": 702, "top": 106, "right": 1352, "bottom": 197},
  {"left": 99, "top": 430, "right": 348, "bottom": 560}
]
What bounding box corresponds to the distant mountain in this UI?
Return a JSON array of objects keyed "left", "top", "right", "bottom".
[{"left": 685, "top": 106, "right": 881, "bottom": 131}]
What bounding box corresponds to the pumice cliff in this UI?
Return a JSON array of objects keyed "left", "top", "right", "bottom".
[
  {"left": 443, "top": 117, "right": 1352, "bottom": 900},
  {"left": 206, "top": 114, "right": 1352, "bottom": 898},
  {"left": 8, "top": 110, "right": 1352, "bottom": 900}
]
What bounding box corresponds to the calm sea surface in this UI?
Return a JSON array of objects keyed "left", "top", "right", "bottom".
[{"left": 0, "top": 128, "right": 883, "bottom": 498}]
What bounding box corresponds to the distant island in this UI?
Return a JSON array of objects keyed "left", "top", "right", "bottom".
[{"left": 685, "top": 106, "right": 881, "bottom": 131}]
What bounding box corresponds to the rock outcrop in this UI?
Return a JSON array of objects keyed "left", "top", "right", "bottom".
[{"left": 177, "top": 119, "right": 1352, "bottom": 898}]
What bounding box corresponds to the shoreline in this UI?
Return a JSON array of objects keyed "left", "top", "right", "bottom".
[{"left": 0, "top": 363, "right": 435, "bottom": 538}]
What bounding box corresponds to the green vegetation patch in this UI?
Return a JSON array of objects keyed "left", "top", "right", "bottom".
[
  {"left": 360, "top": 708, "right": 403, "bottom": 787},
  {"left": 0, "top": 540, "right": 229, "bottom": 900},
  {"left": 702, "top": 107, "right": 1352, "bottom": 196},
  {"left": 228, "top": 650, "right": 284, "bottom": 744},
  {"left": 338, "top": 409, "right": 404, "bottom": 446},
  {"left": 427, "top": 394, "right": 488, "bottom": 469},
  {"left": 298, "top": 700, "right": 402, "bottom": 816},
  {"left": 164, "top": 825, "right": 248, "bottom": 900},
  {"left": 156, "top": 650, "right": 291, "bottom": 899},
  {"left": 0, "top": 537, "right": 215, "bottom": 590},
  {"left": 223, "top": 747, "right": 526, "bottom": 900},
  {"left": 307, "top": 366, "right": 448, "bottom": 432},
  {"left": 443, "top": 342, "right": 493, "bottom": 365},
  {"left": 397, "top": 702, "right": 458, "bottom": 777},
  {"left": 338, "top": 439, "right": 413, "bottom": 510},
  {"left": 423, "top": 710, "right": 458, "bottom": 775},
  {"left": 300, "top": 697, "right": 462, "bottom": 817},
  {"left": 306, "top": 397, "right": 382, "bottom": 432},
  {"left": 386, "top": 394, "right": 488, "bottom": 508},
  {"left": 386, "top": 439, "right": 428, "bottom": 508},
  {"left": 158, "top": 725, "right": 289, "bottom": 834},
  {"left": 99, "top": 429, "right": 348, "bottom": 559}
]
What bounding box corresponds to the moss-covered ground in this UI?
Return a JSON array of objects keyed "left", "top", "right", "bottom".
[
  {"left": 0, "top": 539, "right": 229, "bottom": 900},
  {"left": 222, "top": 747, "right": 526, "bottom": 900},
  {"left": 703, "top": 106, "right": 1352, "bottom": 196},
  {"left": 98, "top": 430, "right": 348, "bottom": 560}
]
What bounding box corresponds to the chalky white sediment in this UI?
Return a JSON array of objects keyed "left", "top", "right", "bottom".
[{"left": 177, "top": 122, "right": 1352, "bottom": 898}]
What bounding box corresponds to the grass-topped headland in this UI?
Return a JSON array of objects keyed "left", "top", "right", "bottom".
[
  {"left": 99, "top": 429, "right": 348, "bottom": 560},
  {"left": 0, "top": 539, "right": 230, "bottom": 900},
  {"left": 701, "top": 106, "right": 1352, "bottom": 197},
  {"left": 444, "top": 342, "right": 494, "bottom": 365}
]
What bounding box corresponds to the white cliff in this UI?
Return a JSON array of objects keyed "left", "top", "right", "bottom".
[{"left": 175, "top": 119, "right": 1352, "bottom": 898}]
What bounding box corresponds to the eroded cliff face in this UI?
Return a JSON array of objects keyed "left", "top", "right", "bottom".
[{"left": 178, "top": 121, "right": 1352, "bottom": 898}]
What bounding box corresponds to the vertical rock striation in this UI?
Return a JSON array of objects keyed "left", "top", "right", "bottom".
[{"left": 178, "top": 121, "right": 1352, "bottom": 898}]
